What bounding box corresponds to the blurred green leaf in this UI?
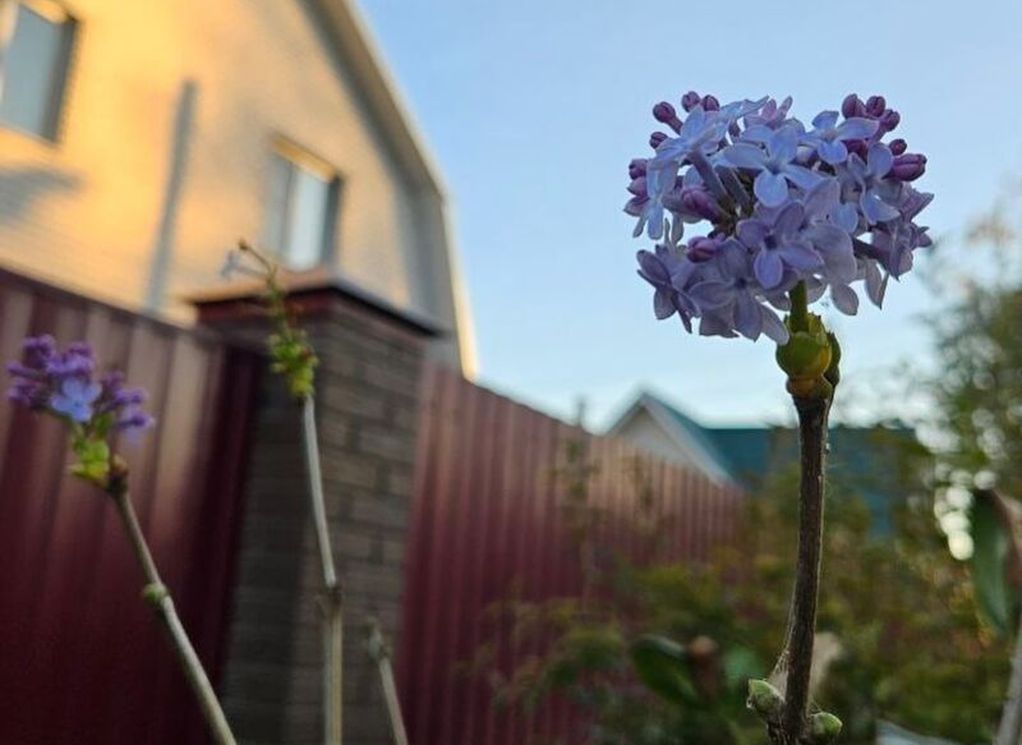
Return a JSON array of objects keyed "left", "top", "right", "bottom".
[
  {"left": 630, "top": 634, "right": 697, "bottom": 705},
  {"left": 722, "top": 646, "right": 765, "bottom": 691},
  {"left": 969, "top": 490, "right": 1016, "bottom": 635}
]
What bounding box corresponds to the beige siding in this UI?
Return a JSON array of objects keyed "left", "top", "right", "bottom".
[{"left": 0, "top": 0, "right": 460, "bottom": 361}]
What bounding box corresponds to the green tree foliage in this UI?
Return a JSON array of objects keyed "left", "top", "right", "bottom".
[
  {"left": 931, "top": 284, "right": 1022, "bottom": 500},
  {"left": 476, "top": 444, "right": 1009, "bottom": 744}
]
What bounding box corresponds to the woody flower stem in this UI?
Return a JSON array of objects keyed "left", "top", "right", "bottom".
[
  {"left": 302, "top": 394, "right": 344, "bottom": 745},
  {"left": 106, "top": 469, "right": 236, "bottom": 745},
  {"left": 765, "top": 281, "right": 835, "bottom": 745},
  {"left": 779, "top": 394, "right": 829, "bottom": 743}
]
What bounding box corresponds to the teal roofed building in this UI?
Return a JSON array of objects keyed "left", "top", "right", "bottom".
[{"left": 606, "top": 391, "right": 922, "bottom": 532}]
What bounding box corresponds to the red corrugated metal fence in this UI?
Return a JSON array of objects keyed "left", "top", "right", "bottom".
[
  {"left": 398, "top": 364, "right": 745, "bottom": 745},
  {"left": 0, "top": 269, "right": 260, "bottom": 745}
]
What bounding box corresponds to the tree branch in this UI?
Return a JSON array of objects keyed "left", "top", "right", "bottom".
[
  {"left": 108, "top": 477, "right": 236, "bottom": 745},
  {"left": 302, "top": 395, "right": 344, "bottom": 745}
]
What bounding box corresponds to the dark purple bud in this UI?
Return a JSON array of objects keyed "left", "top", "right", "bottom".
[
  {"left": 890, "top": 153, "right": 927, "bottom": 182},
  {"left": 681, "top": 91, "right": 701, "bottom": 112},
  {"left": 841, "top": 94, "right": 864, "bottom": 119},
  {"left": 628, "top": 159, "right": 647, "bottom": 179},
  {"left": 878, "top": 109, "right": 900, "bottom": 134},
  {"left": 680, "top": 187, "right": 722, "bottom": 221},
  {"left": 624, "top": 195, "right": 649, "bottom": 217},
  {"left": 845, "top": 139, "right": 869, "bottom": 159},
  {"left": 649, "top": 131, "right": 668, "bottom": 149},
  {"left": 865, "top": 95, "right": 887, "bottom": 117},
  {"left": 627, "top": 177, "right": 647, "bottom": 196},
  {"left": 701, "top": 94, "right": 720, "bottom": 112},
  {"left": 652, "top": 101, "right": 683, "bottom": 133},
  {"left": 888, "top": 138, "right": 908, "bottom": 156},
  {"left": 652, "top": 101, "right": 676, "bottom": 121},
  {"left": 687, "top": 236, "right": 721, "bottom": 262},
  {"left": 118, "top": 412, "right": 155, "bottom": 431}
]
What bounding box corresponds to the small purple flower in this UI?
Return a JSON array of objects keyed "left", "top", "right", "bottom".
[
  {"left": 722, "top": 127, "right": 822, "bottom": 207},
  {"left": 803, "top": 110, "right": 879, "bottom": 165},
  {"left": 844, "top": 143, "right": 900, "bottom": 224},
  {"left": 7, "top": 337, "right": 154, "bottom": 433},
  {"left": 687, "top": 240, "right": 789, "bottom": 343},
  {"left": 51, "top": 377, "right": 102, "bottom": 423},
  {"left": 636, "top": 246, "right": 697, "bottom": 330},
  {"left": 635, "top": 106, "right": 729, "bottom": 239},
  {"left": 737, "top": 203, "right": 823, "bottom": 289},
  {"left": 743, "top": 97, "right": 793, "bottom": 130}
]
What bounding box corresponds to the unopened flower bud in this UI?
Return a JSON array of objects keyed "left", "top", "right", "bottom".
[
  {"left": 841, "top": 93, "right": 864, "bottom": 118},
  {"left": 653, "top": 101, "right": 682, "bottom": 132},
  {"left": 845, "top": 139, "right": 868, "bottom": 159},
  {"left": 890, "top": 153, "right": 927, "bottom": 181},
  {"left": 809, "top": 712, "right": 843, "bottom": 744},
  {"left": 888, "top": 138, "right": 908, "bottom": 156},
  {"left": 649, "top": 131, "right": 668, "bottom": 149},
  {"left": 681, "top": 91, "right": 701, "bottom": 112},
  {"left": 747, "top": 679, "right": 784, "bottom": 721},
  {"left": 687, "top": 236, "right": 720, "bottom": 262},
  {"left": 878, "top": 108, "right": 901, "bottom": 133},
  {"left": 701, "top": 94, "right": 720, "bottom": 111},
  {"left": 681, "top": 187, "right": 722, "bottom": 221},
  {"left": 627, "top": 177, "right": 647, "bottom": 196},
  {"left": 865, "top": 95, "right": 887, "bottom": 117},
  {"left": 628, "top": 159, "right": 647, "bottom": 179}
]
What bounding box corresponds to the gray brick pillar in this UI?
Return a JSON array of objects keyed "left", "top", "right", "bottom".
[{"left": 194, "top": 280, "right": 437, "bottom": 745}]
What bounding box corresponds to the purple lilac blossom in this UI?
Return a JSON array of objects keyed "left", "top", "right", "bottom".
[
  {"left": 6, "top": 336, "right": 154, "bottom": 431},
  {"left": 624, "top": 92, "right": 933, "bottom": 342}
]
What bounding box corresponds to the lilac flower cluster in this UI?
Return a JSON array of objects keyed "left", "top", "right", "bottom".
[
  {"left": 626, "top": 92, "right": 932, "bottom": 344},
  {"left": 6, "top": 336, "right": 153, "bottom": 432}
]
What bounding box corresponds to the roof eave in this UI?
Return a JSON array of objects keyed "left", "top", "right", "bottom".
[{"left": 314, "top": 0, "right": 448, "bottom": 197}]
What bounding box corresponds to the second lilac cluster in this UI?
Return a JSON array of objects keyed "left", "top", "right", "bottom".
[
  {"left": 626, "top": 93, "right": 932, "bottom": 344},
  {"left": 7, "top": 336, "right": 153, "bottom": 432}
]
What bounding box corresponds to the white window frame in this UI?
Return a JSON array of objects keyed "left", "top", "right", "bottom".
[
  {"left": 262, "top": 138, "right": 340, "bottom": 272},
  {"left": 0, "top": 0, "right": 77, "bottom": 142}
]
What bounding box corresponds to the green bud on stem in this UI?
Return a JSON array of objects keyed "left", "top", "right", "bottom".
[
  {"left": 142, "top": 582, "right": 169, "bottom": 607},
  {"left": 775, "top": 282, "right": 840, "bottom": 400},
  {"left": 747, "top": 678, "right": 784, "bottom": 721},
  {"left": 809, "top": 711, "right": 843, "bottom": 744}
]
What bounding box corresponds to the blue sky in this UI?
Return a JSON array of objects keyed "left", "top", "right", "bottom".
[{"left": 359, "top": 0, "right": 1022, "bottom": 428}]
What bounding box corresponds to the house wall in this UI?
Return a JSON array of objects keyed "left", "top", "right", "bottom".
[
  {"left": 0, "top": 0, "right": 466, "bottom": 367},
  {"left": 614, "top": 408, "right": 700, "bottom": 468}
]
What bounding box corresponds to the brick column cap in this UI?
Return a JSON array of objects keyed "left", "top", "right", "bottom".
[{"left": 186, "top": 267, "right": 443, "bottom": 338}]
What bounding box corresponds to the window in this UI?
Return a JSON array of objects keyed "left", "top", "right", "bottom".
[
  {"left": 0, "top": 0, "right": 76, "bottom": 140},
  {"left": 263, "top": 142, "right": 339, "bottom": 271}
]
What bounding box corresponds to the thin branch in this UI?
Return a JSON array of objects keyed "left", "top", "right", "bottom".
[
  {"left": 302, "top": 395, "right": 344, "bottom": 745},
  {"left": 367, "top": 618, "right": 410, "bottom": 745},
  {"left": 108, "top": 475, "right": 236, "bottom": 745}
]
